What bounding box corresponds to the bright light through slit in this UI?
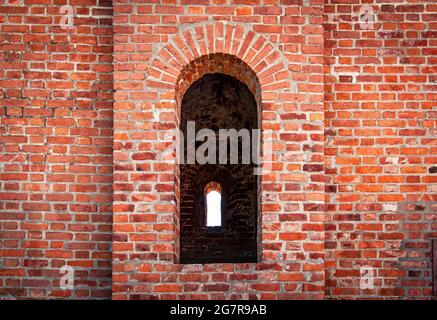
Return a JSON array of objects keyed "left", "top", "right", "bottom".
[{"left": 206, "top": 190, "right": 221, "bottom": 227}]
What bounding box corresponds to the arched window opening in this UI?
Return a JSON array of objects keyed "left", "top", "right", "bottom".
[
  {"left": 179, "top": 72, "right": 259, "bottom": 264},
  {"left": 205, "top": 182, "right": 222, "bottom": 227}
]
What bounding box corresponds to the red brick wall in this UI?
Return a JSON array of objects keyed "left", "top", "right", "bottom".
[
  {"left": 0, "top": 1, "right": 113, "bottom": 299},
  {"left": 324, "top": 0, "right": 436, "bottom": 299},
  {"left": 0, "top": 0, "right": 435, "bottom": 300}
]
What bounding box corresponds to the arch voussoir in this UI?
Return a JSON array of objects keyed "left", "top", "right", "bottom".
[
  {"left": 264, "top": 50, "right": 280, "bottom": 66},
  {"left": 164, "top": 44, "right": 188, "bottom": 69},
  {"left": 194, "top": 25, "right": 207, "bottom": 56},
  {"left": 214, "top": 22, "right": 225, "bottom": 53},
  {"left": 157, "top": 47, "right": 180, "bottom": 72},
  {"left": 152, "top": 58, "right": 179, "bottom": 78},
  {"left": 223, "top": 24, "right": 234, "bottom": 55},
  {"left": 182, "top": 30, "right": 200, "bottom": 60},
  {"left": 205, "top": 24, "right": 214, "bottom": 55},
  {"left": 230, "top": 25, "right": 245, "bottom": 56},
  {"left": 251, "top": 44, "right": 275, "bottom": 74},
  {"left": 174, "top": 34, "right": 195, "bottom": 65},
  {"left": 237, "top": 31, "right": 256, "bottom": 60},
  {"left": 259, "top": 62, "right": 285, "bottom": 79}
]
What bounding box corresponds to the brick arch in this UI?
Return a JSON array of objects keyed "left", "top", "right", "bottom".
[
  {"left": 175, "top": 53, "right": 262, "bottom": 115},
  {"left": 147, "top": 21, "right": 291, "bottom": 113}
]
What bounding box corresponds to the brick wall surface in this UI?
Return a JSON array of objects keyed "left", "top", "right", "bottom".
[
  {"left": 324, "top": 0, "right": 436, "bottom": 299},
  {"left": 0, "top": 1, "right": 113, "bottom": 299},
  {"left": 0, "top": 0, "right": 435, "bottom": 300}
]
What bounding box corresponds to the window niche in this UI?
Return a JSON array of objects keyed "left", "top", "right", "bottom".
[{"left": 179, "top": 72, "right": 259, "bottom": 264}]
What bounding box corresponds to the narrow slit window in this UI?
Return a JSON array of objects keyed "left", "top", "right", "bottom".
[
  {"left": 206, "top": 191, "right": 221, "bottom": 227},
  {"left": 204, "top": 182, "right": 222, "bottom": 227}
]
